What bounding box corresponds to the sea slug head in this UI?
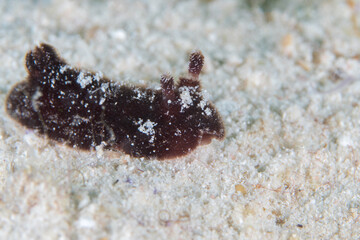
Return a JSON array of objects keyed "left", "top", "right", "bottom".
[{"left": 158, "top": 51, "right": 225, "bottom": 158}]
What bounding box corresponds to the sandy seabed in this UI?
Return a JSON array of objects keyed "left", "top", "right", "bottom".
[{"left": 0, "top": 0, "right": 360, "bottom": 239}]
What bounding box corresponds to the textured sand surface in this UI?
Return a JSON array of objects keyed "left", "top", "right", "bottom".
[{"left": 1, "top": 0, "right": 360, "bottom": 239}]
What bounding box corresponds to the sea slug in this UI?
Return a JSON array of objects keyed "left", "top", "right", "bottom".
[{"left": 6, "top": 43, "right": 225, "bottom": 159}]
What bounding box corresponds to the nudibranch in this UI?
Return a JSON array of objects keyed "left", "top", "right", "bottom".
[{"left": 6, "top": 43, "right": 224, "bottom": 159}]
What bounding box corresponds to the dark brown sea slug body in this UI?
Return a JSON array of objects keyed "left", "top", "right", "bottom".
[{"left": 6, "top": 43, "right": 224, "bottom": 159}]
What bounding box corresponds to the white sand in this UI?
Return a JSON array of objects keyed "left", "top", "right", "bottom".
[{"left": 1, "top": 0, "right": 360, "bottom": 239}]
